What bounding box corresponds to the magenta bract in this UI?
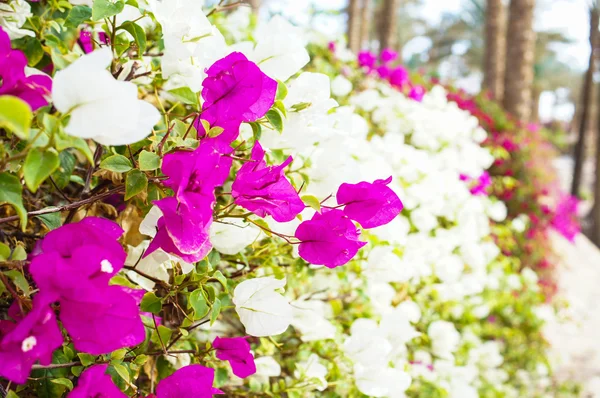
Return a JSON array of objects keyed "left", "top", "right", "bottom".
[
  {"left": 0, "top": 27, "right": 51, "bottom": 110},
  {"left": 336, "top": 176, "right": 403, "bottom": 229},
  {"left": 69, "top": 364, "right": 127, "bottom": 397},
  {"left": 155, "top": 364, "right": 224, "bottom": 397},
  {"left": 213, "top": 336, "right": 256, "bottom": 378},
  {"left": 295, "top": 209, "right": 367, "bottom": 268},
  {"left": 232, "top": 142, "right": 304, "bottom": 222}
]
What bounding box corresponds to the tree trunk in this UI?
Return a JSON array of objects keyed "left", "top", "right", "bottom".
[
  {"left": 483, "top": 0, "right": 506, "bottom": 101},
  {"left": 247, "top": 0, "right": 260, "bottom": 13},
  {"left": 530, "top": 85, "right": 541, "bottom": 122},
  {"left": 378, "top": 0, "right": 399, "bottom": 50},
  {"left": 591, "top": 79, "right": 600, "bottom": 244},
  {"left": 347, "top": 0, "right": 362, "bottom": 53},
  {"left": 502, "top": 0, "right": 536, "bottom": 121},
  {"left": 572, "top": 7, "right": 599, "bottom": 198},
  {"left": 359, "top": 0, "right": 372, "bottom": 49}
]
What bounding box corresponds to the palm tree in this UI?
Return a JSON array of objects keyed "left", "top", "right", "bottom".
[
  {"left": 360, "top": 0, "right": 372, "bottom": 48},
  {"left": 347, "top": 0, "right": 362, "bottom": 52},
  {"left": 483, "top": 0, "right": 506, "bottom": 101},
  {"left": 503, "top": 0, "right": 536, "bottom": 121},
  {"left": 572, "top": 5, "right": 599, "bottom": 198},
  {"left": 378, "top": 0, "right": 399, "bottom": 50}
]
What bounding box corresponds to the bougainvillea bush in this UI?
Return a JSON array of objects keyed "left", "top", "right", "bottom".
[{"left": 0, "top": 1, "right": 579, "bottom": 397}]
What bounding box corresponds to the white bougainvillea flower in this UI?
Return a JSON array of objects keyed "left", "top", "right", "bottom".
[
  {"left": 290, "top": 298, "right": 336, "bottom": 342},
  {"left": 0, "top": 0, "right": 34, "bottom": 39},
  {"left": 52, "top": 48, "right": 160, "bottom": 146},
  {"left": 294, "top": 354, "right": 328, "bottom": 392},
  {"left": 428, "top": 320, "right": 461, "bottom": 360},
  {"left": 125, "top": 241, "right": 170, "bottom": 291},
  {"left": 233, "top": 277, "right": 292, "bottom": 337},
  {"left": 209, "top": 218, "right": 261, "bottom": 255},
  {"left": 252, "top": 356, "right": 281, "bottom": 385},
  {"left": 251, "top": 15, "right": 310, "bottom": 82}
]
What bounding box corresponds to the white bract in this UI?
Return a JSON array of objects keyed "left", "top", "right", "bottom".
[
  {"left": 233, "top": 277, "right": 293, "bottom": 337},
  {"left": 52, "top": 48, "right": 160, "bottom": 146},
  {"left": 0, "top": 0, "right": 33, "bottom": 39},
  {"left": 209, "top": 218, "right": 260, "bottom": 255}
]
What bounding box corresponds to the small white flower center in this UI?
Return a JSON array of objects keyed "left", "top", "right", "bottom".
[
  {"left": 100, "top": 259, "right": 114, "bottom": 273},
  {"left": 21, "top": 336, "right": 37, "bottom": 353}
]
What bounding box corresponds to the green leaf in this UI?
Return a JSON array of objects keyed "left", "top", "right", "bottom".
[
  {"left": 151, "top": 325, "right": 173, "bottom": 347},
  {"left": 6, "top": 391, "right": 19, "bottom": 398},
  {"left": 140, "top": 292, "right": 162, "bottom": 314},
  {"left": 207, "top": 126, "right": 224, "bottom": 138},
  {"left": 214, "top": 367, "right": 228, "bottom": 388},
  {"left": 211, "top": 270, "right": 228, "bottom": 292},
  {"left": 266, "top": 109, "right": 284, "bottom": 133},
  {"left": 189, "top": 288, "right": 209, "bottom": 319},
  {"left": 125, "top": 169, "right": 148, "bottom": 200},
  {"left": 251, "top": 218, "right": 271, "bottom": 237},
  {"left": 275, "top": 79, "right": 288, "bottom": 100},
  {"left": 138, "top": 150, "right": 161, "bottom": 171},
  {"left": 119, "top": 21, "right": 147, "bottom": 55},
  {"left": 5, "top": 270, "right": 30, "bottom": 294},
  {"left": 111, "top": 362, "right": 130, "bottom": 383},
  {"left": 273, "top": 99, "right": 287, "bottom": 117},
  {"left": 54, "top": 135, "right": 94, "bottom": 164},
  {"left": 24, "top": 148, "right": 60, "bottom": 192},
  {"left": 100, "top": 154, "right": 132, "bottom": 173},
  {"left": 250, "top": 122, "right": 262, "bottom": 141},
  {"left": 301, "top": 195, "right": 321, "bottom": 212},
  {"left": 64, "top": 5, "right": 92, "bottom": 28},
  {"left": 92, "top": 0, "right": 124, "bottom": 20},
  {"left": 0, "top": 172, "right": 27, "bottom": 230},
  {"left": 12, "top": 36, "right": 44, "bottom": 66},
  {"left": 77, "top": 353, "right": 96, "bottom": 366},
  {"left": 36, "top": 212, "right": 62, "bottom": 230},
  {"left": 111, "top": 348, "right": 127, "bottom": 361},
  {"left": 50, "top": 378, "right": 73, "bottom": 391},
  {"left": 0, "top": 243, "right": 10, "bottom": 261},
  {"left": 167, "top": 87, "right": 198, "bottom": 105},
  {"left": 52, "top": 151, "right": 77, "bottom": 189},
  {"left": 134, "top": 354, "right": 149, "bottom": 365},
  {"left": 0, "top": 96, "right": 32, "bottom": 139},
  {"left": 210, "top": 298, "right": 221, "bottom": 325},
  {"left": 11, "top": 245, "right": 27, "bottom": 261}
]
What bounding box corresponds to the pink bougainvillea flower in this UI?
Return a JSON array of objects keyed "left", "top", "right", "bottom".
[
  {"left": 29, "top": 218, "right": 145, "bottom": 355},
  {"left": 59, "top": 285, "right": 146, "bottom": 355},
  {"left": 551, "top": 194, "right": 580, "bottom": 242},
  {"left": 376, "top": 65, "right": 391, "bottom": 79},
  {"left": 213, "top": 336, "right": 256, "bottom": 378},
  {"left": 0, "top": 298, "right": 63, "bottom": 384},
  {"left": 389, "top": 65, "right": 409, "bottom": 89},
  {"left": 470, "top": 172, "right": 492, "bottom": 196},
  {"left": 69, "top": 364, "right": 126, "bottom": 398},
  {"left": 78, "top": 30, "right": 94, "bottom": 54},
  {"left": 155, "top": 365, "right": 224, "bottom": 397},
  {"left": 380, "top": 48, "right": 398, "bottom": 64},
  {"left": 336, "top": 176, "right": 403, "bottom": 229},
  {"left": 146, "top": 141, "right": 232, "bottom": 261},
  {"left": 328, "top": 41, "right": 336, "bottom": 52},
  {"left": 0, "top": 27, "right": 51, "bottom": 110},
  {"left": 196, "top": 52, "right": 276, "bottom": 147},
  {"left": 231, "top": 142, "right": 304, "bottom": 222},
  {"left": 295, "top": 209, "right": 367, "bottom": 268},
  {"left": 408, "top": 84, "right": 426, "bottom": 102},
  {"left": 357, "top": 50, "right": 377, "bottom": 69}
]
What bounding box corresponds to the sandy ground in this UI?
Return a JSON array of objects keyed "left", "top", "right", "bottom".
[
  {"left": 547, "top": 232, "right": 600, "bottom": 397},
  {"left": 545, "top": 157, "right": 600, "bottom": 396}
]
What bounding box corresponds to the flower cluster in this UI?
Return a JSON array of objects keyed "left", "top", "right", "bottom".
[{"left": 0, "top": 3, "right": 579, "bottom": 398}]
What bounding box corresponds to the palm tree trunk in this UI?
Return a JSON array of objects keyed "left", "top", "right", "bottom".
[
  {"left": 378, "top": 0, "right": 399, "bottom": 50},
  {"left": 572, "top": 6, "right": 599, "bottom": 198},
  {"left": 483, "top": 0, "right": 506, "bottom": 101},
  {"left": 530, "top": 85, "right": 541, "bottom": 122},
  {"left": 502, "top": 0, "right": 536, "bottom": 121},
  {"left": 590, "top": 79, "right": 600, "bottom": 244},
  {"left": 347, "top": 0, "right": 362, "bottom": 53},
  {"left": 359, "top": 0, "right": 372, "bottom": 49}
]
